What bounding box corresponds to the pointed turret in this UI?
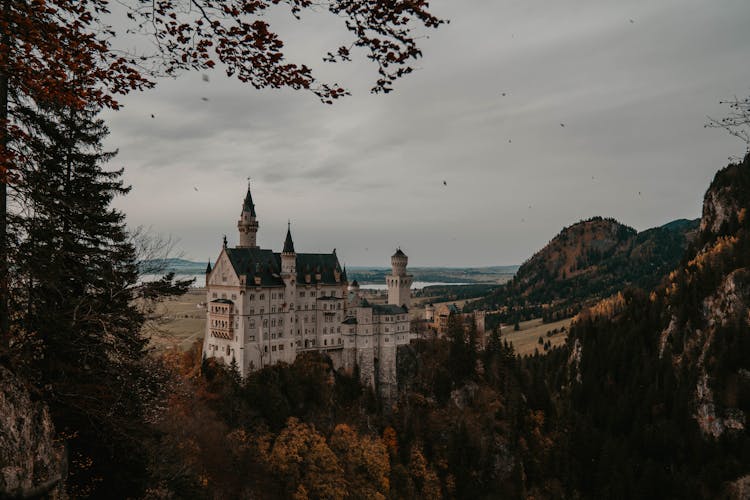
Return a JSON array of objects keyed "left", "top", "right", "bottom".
[
  {"left": 238, "top": 180, "right": 259, "bottom": 248},
  {"left": 205, "top": 260, "right": 212, "bottom": 274},
  {"left": 242, "top": 184, "right": 256, "bottom": 217},
  {"left": 283, "top": 221, "right": 295, "bottom": 254},
  {"left": 281, "top": 222, "right": 296, "bottom": 277}
]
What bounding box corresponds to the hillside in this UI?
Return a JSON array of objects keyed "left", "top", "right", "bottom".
[
  {"left": 552, "top": 153, "right": 750, "bottom": 497},
  {"left": 467, "top": 216, "right": 699, "bottom": 319}
]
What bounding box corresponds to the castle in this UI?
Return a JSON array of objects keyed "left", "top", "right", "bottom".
[{"left": 202, "top": 183, "right": 413, "bottom": 400}]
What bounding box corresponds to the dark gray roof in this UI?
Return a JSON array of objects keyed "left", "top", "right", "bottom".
[
  {"left": 342, "top": 317, "right": 358, "bottom": 325},
  {"left": 242, "top": 186, "right": 256, "bottom": 216},
  {"left": 392, "top": 248, "right": 406, "bottom": 258},
  {"left": 211, "top": 298, "right": 234, "bottom": 304},
  {"left": 224, "top": 247, "right": 342, "bottom": 287},
  {"left": 372, "top": 304, "right": 408, "bottom": 315},
  {"left": 350, "top": 279, "right": 359, "bottom": 287},
  {"left": 283, "top": 224, "right": 295, "bottom": 253},
  {"left": 225, "top": 247, "right": 283, "bottom": 287},
  {"left": 295, "top": 253, "right": 342, "bottom": 285},
  {"left": 206, "top": 260, "right": 212, "bottom": 273}
]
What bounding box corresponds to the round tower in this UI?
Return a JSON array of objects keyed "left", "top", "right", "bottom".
[
  {"left": 387, "top": 248, "right": 413, "bottom": 308},
  {"left": 349, "top": 279, "right": 361, "bottom": 305},
  {"left": 391, "top": 248, "right": 408, "bottom": 276},
  {"left": 237, "top": 181, "right": 259, "bottom": 248}
]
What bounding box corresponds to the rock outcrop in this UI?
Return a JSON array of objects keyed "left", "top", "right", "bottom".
[{"left": 0, "top": 365, "right": 67, "bottom": 499}]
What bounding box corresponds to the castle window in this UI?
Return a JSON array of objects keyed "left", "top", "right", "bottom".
[
  {"left": 212, "top": 292, "right": 217, "bottom": 298},
  {"left": 249, "top": 294, "right": 255, "bottom": 300},
  {"left": 311, "top": 292, "right": 316, "bottom": 297},
  {"left": 338, "top": 338, "right": 342, "bottom": 344},
  {"left": 279, "top": 344, "right": 284, "bottom": 351},
  {"left": 324, "top": 339, "right": 327, "bottom": 346},
  {"left": 271, "top": 333, "right": 276, "bottom": 339},
  {"left": 249, "top": 336, "right": 255, "bottom": 341},
  {"left": 271, "top": 306, "right": 276, "bottom": 313},
  {"left": 260, "top": 308, "right": 264, "bottom": 314},
  {"left": 221, "top": 293, "right": 227, "bottom": 299},
  {"left": 337, "top": 327, "right": 341, "bottom": 333},
  {"left": 272, "top": 345, "right": 276, "bottom": 352},
  {"left": 264, "top": 346, "right": 268, "bottom": 352},
  {"left": 249, "top": 308, "right": 254, "bottom": 315},
  {"left": 300, "top": 291, "right": 305, "bottom": 297},
  {"left": 260, "top": 294, "right": 265, "bottom": 300},
  {"left": 385, "top": 337, "right": 390, "bottom": 342},
  {"left": 231, "top": 294, "right": 237, "bottom": 300},
  {"left": 263, "top": 319, "right": 268, "bottom": 327}
]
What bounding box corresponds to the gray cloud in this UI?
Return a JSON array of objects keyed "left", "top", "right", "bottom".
[{"left": 105, "top": 0, "right": 750, "bottom": 267}]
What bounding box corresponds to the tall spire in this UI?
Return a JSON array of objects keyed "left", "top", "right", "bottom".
[
  {"left": 238, "top": 179, "right": 259, "bottom": 248},
  {"left": 283, "top": 220, "right": 295, "bottom": 254},
  {"left": 243, "top": 178, "right": 256, "bottom": 216}
]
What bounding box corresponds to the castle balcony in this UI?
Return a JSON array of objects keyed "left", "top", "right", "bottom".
[
  {"left": 210, "top": 327, "right": 234, "bottom": 340},
  {"left": 208, "top": 298, "right": 235, "bottom": 341}
]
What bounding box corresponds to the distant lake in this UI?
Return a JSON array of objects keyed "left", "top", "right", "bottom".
[
  {"left": 141, "top": 274, "right": 471, "bottom": 290},
  {"left": 359, "top": 281, "right": 471, "bottom": 290}
]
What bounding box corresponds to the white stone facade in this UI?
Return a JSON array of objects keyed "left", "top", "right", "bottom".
[{"left": 202, "top": 185, "right": 412, "bottom": 399}]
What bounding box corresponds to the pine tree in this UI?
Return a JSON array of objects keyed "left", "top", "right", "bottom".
[{"left": 10, "top": 98, "right": 188, "bottom": 497}]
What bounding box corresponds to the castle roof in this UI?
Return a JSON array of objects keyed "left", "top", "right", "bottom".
[
  {"left": 283, "top": 223, "right": 295, "bottom": 253},
  {"left": 211, "top": 298, "right": 234, "bottom": 304},
  {"left": 372, "top": 304, "right": 408, "bottom": 315},
  {"left": 224, "top": 247, "right": 342, "bottom": 287},
  {"left": 392, "top": 248, "right": 406, "bottom": 258},
  {"left": 350, "top": 279, "right": 359, "bottom": 287},
  {"left": 242, "top": 184, "right": 256, "bottom": 216}
]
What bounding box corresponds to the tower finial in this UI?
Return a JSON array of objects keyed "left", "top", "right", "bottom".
[{"left": 223, "top": 234, "right": 227, "bottom": 248}]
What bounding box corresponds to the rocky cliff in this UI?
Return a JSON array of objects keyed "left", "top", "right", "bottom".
[
  {"left": 0, "top": 365, "right": 66, "bottom": 499},
  {"left": 658, "top": 155, "right": 750, "bottom": 439}
]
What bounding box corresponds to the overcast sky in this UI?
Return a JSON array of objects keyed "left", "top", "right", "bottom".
[{"left": 104, "top": 0, "right": 750, "bottom": 267}]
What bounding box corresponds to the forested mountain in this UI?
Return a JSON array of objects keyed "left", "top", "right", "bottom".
[
  {"left": 467, "top": 216, "right": 699, "bottom": 321},
  {"left": 551, "top": 153, "right": 750, "bottom": 497}
]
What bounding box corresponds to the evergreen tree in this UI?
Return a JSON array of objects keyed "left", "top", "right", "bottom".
[{"left": 10, "top": 98, "right": 189, "bottom": 497}]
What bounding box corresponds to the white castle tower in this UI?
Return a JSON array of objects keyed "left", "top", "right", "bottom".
[
  {"left": 237, "top": 181, "right": 259, "bottom": 248},
  {"left": 387, "top": 248, "right": 413, "bottom": 308}
]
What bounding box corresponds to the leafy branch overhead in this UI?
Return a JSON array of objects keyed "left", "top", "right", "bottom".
[{"left": 122, "top": 0, "right": 446, "bottom": 103}]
